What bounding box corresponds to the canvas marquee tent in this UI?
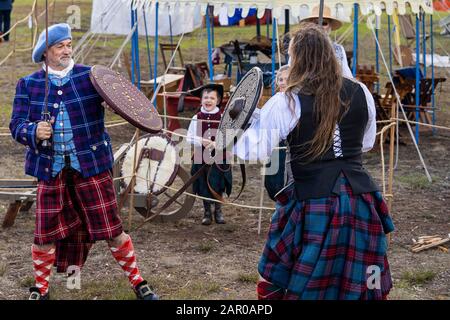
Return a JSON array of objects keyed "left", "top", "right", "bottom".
[{"left": 91, "top": 0, "right": 434, "bottom": 36}]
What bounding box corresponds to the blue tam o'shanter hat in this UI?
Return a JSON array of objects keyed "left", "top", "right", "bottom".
[{"left": 32, "top": 23, "right": 72, "bottom": 63}]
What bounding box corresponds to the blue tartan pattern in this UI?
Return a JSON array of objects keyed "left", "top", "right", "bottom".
[
  {"left": 9, "top": 64, "right": 114, "bottom": 181},
  {"left": 47, "top": 72, "right": 82, "bottom": 177},
  {"left": 258, "top": 174, "right": 395, "bottom": 300}
]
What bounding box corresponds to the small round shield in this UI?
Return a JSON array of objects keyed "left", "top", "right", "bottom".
[
  {"left": 121, "top": 133, "right": 179, "bottom": 195},
  {"left": 90, "top": 65, "right": 163, "bottom": 133},
  {"left": 214, "top": 67, "right": 263, "bottom": 151}
]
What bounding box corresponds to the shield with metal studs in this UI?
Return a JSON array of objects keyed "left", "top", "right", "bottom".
[
  {"left": 90, "top": 65, "right": 163, "bottom": 133},
  {"left": 214, "top": 67, "right": 263, "bottom": 151}
]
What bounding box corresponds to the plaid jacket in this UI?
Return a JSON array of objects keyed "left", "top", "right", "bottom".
[{"left": 9, "top": 64, "right": 114, "bottom": 181}]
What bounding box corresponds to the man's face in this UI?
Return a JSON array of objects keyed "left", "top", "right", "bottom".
[
  {"left": 312, "top": 18, "right": 332, "bottom": 34},
  {"left": 44, "top": 39, "right": 72, "bottom": 69},
  {"left": 201, "top": 90, "right": 219, "bottom": 111}
]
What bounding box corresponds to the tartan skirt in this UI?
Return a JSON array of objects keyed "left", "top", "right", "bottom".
[
  {"left": 34, "top": 169, "right": 123, "bottom": 272},
  {"left": 258, "top": 174, "right": 395, "bottom": 300}
]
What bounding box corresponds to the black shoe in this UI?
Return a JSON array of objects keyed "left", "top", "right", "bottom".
[
  {"left": 134, "top": 280, "right": 159, "bottom": 300},
  {"left": 202, "top": 214, "right": 212, "bottom": 225},
  {"left": 202, "top": 201, "right": 212, "bottom": 225},
  {"left": 29, "top": 287, "right": 49, "bottom": 300},
  {"left": 214, "top": 204, "right": 226, "bottom": 224}
]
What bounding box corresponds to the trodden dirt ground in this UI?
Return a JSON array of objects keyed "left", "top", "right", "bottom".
[{"left": 0, "top": 0, "right": 448, "bottom": 299}]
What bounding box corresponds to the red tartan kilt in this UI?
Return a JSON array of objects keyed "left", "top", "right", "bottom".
[{"left": 34, "top": 169, "right": 123, "bottom": 245}]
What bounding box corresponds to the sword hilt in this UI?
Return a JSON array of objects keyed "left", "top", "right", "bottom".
[{"left": 40, "top": 111, "right": 52, "bottom": 148}]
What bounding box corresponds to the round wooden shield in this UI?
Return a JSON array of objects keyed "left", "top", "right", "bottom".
[
  {"left": 121, "top": 133, "right": 179, "bottom": 196},
  {"left": 90, "top": 65, "right": 163, "bottom": 133},
  {"left": 215, "top": 67, "right": 263, "bottom": 151}
]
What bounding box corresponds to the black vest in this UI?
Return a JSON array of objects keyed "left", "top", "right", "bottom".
[{"left": 287, "top": 78, "right": 379, "bottom": 200}]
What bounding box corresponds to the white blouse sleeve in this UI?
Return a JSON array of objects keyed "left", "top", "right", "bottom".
[
  {"left": 234, "top": 92, "right": 301, "bottom": 161},
  {"left": 359, "top": 82, "right": 377, "bottom": 152},
  {"left": 186, "top": 115, "right": 203, "bottom": 147},
  {"left": 337, "top": 44, "right": 354, "bottom": 78},
  {"left": 335, "top": 43, "right": 353, "bottom": 79}
]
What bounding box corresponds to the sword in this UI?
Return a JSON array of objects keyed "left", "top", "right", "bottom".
[{"left": 41, "top": 0, "right": 51, "bottom": 148}]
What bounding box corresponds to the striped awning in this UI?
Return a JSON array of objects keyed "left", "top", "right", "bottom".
[{"left": 130, "top": 1, "right": 434, "bottom": 20}]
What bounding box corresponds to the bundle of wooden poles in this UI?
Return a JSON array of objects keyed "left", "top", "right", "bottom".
[{"left": 411, "top": 235, "right": 450, "bottom": 253}]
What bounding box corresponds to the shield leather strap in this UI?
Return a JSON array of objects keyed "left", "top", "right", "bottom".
[
  {"left": 90, "top": 65, "right": 163, "bottom": 133},
  {"left": 206, "top": 163, "right": 246, "bottom": 203}
]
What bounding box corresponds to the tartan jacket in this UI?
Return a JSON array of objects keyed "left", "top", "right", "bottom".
[{"left": 9, "top": 64, "right": 114, "bottom": 181}]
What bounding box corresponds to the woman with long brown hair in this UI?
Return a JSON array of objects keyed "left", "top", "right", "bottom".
[{"left": 235, "top": 23, "right": 394, "bottom": 300}]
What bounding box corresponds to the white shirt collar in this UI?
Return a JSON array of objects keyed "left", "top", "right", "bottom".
[
  {"left": 42, "top": 59, "right": 74, "bottom": 78},
  {"left": 200, "top": 106, "right": 220, "bottom": 114}
]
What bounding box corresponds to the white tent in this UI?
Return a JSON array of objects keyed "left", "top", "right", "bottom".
[
  {"left": 90, "top": 0, "right": 203, "bottom": 36},
  {"left": 137, "top": 1, "right": 433, "bottom": 19},
  {"left": 91, "top": 1, "right": 434, "bottom": 36}
]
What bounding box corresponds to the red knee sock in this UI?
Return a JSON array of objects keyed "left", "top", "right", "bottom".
[
  {"left": 109, "top": 235, "right": 144, "bottom": 287},
  {"left": 257, "top": 279, "right": 285, "bottom": 300},
  {"left": 31, "top": 245, "right": 56, "bottom": 295}
]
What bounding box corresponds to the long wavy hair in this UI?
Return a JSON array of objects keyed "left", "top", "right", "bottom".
[{"left": 286, "top": 23, "right": 346, "bottom": 161}]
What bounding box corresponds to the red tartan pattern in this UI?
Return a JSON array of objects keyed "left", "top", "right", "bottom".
[
  {"left": 257, "top": 279, "right": 285, "bottom": 300},
  {"left": 109, "top": 235, "right": 144, "bottom": 287},
  {"left": 32, "top": 245, "right": 56, "bottom": 295},
  {"left": 34, "top": 169, "right": 123, "bottom": 272}
]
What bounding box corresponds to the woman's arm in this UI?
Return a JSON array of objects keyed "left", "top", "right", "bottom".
[
  {"left": 234, "top": 93, "right": 301, "bottom": 161},
  {"left": 359, "top": 82, "right": 377, "bottom": 152}
]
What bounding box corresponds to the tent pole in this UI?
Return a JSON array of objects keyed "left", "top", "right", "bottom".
[
  {"left": 130, "top": 7, "right": 136, "bottom": 84},
  {"left": 211, "top": 7, "right": 215, "bottom": 48},
  {"left": 422, "top": 11, "right": 427, "bottom": 77},
  {"left": 352, "top": 3, "right": 358, "bottom": 77},
  {"left": 134, "top": 8, "right": 141, "bottom": 89},
  {"left": 256, "top": 13, "right": 261, "bottom": 38},
  {"left": 169, "top": 13, "right": 173, "bottom": 46},
  {"left": 143, "top": 5, "right": 153, "bottom": 78},
  {"left": 375, "top": 15, "right": 380, "bottom": 94},
  {"left": 169, "top": 11, "right": 174, "bottom": 65},
  {"left": 388, "top": 15, "right": 393, "bottom": 77},
  {"left": 153, "top": 1, "right": 159, "bottom": 92},
  {"left": 272, "top": 17, "right": 276, "bottom": 95},
  {"left": 206, "top": 5, "right": 214, "bottom": 81},
  {"left": 284, "top": 9, "right": 290, "bottom": 34},
  {"left": 318, "top": 0, "right": 325, "bottom": 26},
  {"left": 415, "top": 14, "right": 420, "bottom": 143},
  {"left": 431, "top": 14, "right": 436, "bottom": 135}
]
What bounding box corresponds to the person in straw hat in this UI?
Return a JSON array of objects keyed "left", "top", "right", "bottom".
[{"left": 299, "top": 4, "right": 353, "bottom": 78}]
